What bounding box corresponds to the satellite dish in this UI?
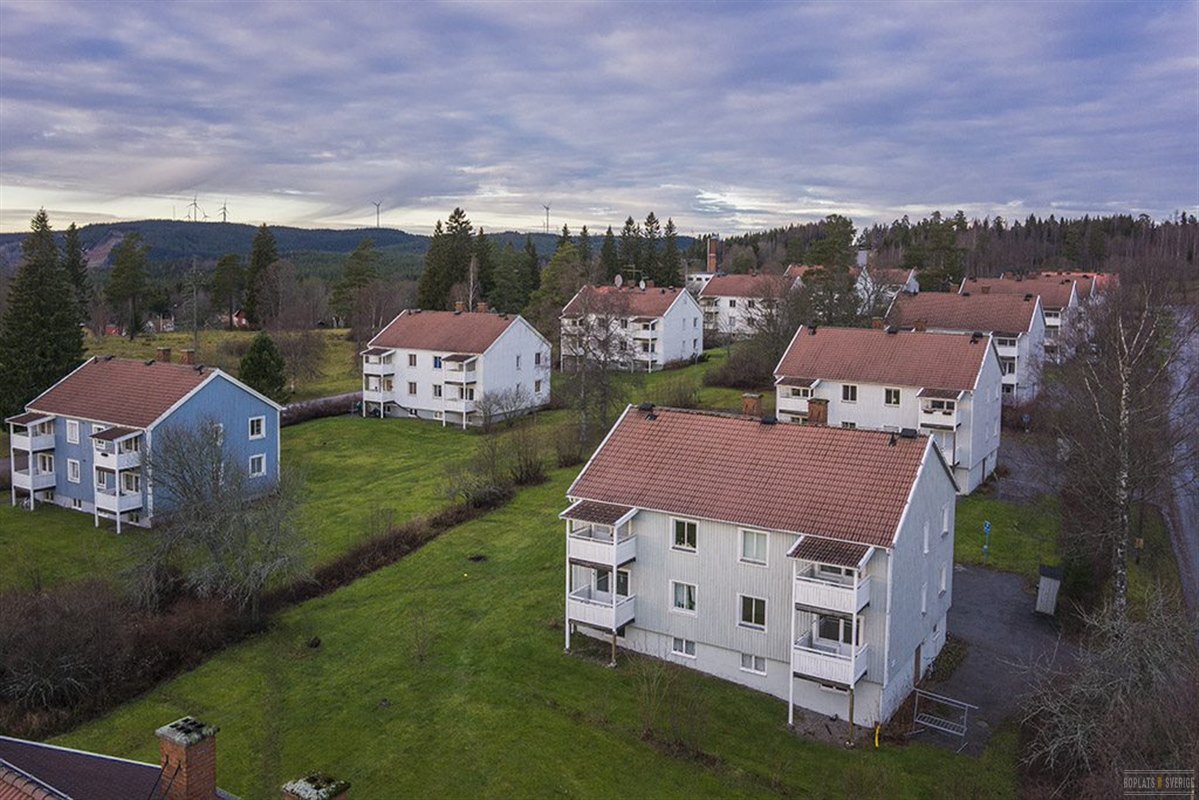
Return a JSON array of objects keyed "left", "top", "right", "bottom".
[
  {"left": 638, "top": 278, "right": 646, "bottom": 291},
  {"left": 614, "top": 274, "right": 623, "bottom": 288}
]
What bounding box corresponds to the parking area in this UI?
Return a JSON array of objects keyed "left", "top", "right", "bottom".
[{"left": 921, "top": 563, "right": 1075, "bottom": 753}]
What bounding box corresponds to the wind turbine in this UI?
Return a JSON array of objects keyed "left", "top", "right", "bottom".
[
  {"left": 219, "top": 200, "right": 229, "bottom": 223},
  {"left": 542, "top": 203, "right": 551, "bottom": 234},
  {"left": 373, "top": 201, "right": 382, "bottom": 229},
  {"left": 187, "top": 195, "right": 201, "bottom": 222}
]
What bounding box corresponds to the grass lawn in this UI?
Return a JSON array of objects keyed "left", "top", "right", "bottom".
[
  {"left": 56, "top": 471, "right": 1018, "bottom": 799},
  {"left": 84, "top": 328, "right": 360, "bottom": 401},
  {"left": 955, "top": 494, "right": 1060, "bottom": 579},
  {"left": 1128, "top": 503, "right": 1182, "bottom": 602},
  {"left": 0, "top": 503, "right": 144, "bottom": 593}
]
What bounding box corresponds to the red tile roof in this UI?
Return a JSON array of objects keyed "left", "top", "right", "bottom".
[
  {"left": 784, "top": 264, "right": 823, "bottom": 279},
  {"left": 1037, "top": 271, "right": 1115, "bottom": 295},
  {"left": 561, "top": 285, "right": 688, "bottom": 318},
  {"left": 886, "top": 292, "right": 1039, "bottom": 335},
  {"left": 27, "top": 358, "right": 210, "bottom": 429},
  {"left": 869, "top": 268, "right": 915, "bottom": 287},
  {"left": 369, "top": 310, "right": 519, "bottom": 353},
  {"left": 775, "top": 326, "right": 989, "bottom": 392},
  {"left": 569, "top": 407, "right": 934, "bottom": 548},
  {"left": 962, "top": 275, "right": 1077, "bottom": 309},
  {"left": 698, "top": 274, "right": 795, "bottom": 298}
]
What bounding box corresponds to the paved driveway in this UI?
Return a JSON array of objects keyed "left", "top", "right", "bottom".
[{"left": 922, "top": 564, "right": 1074, "bottom": 753}]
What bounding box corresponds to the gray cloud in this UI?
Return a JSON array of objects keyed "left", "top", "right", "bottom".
[{"left": 0, "top": 0, "right": 1195, "bottom": 234}]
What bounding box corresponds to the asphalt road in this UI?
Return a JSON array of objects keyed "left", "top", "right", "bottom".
[{"left": 1165, "top": 308, "right": 1199, "bottom": 628}]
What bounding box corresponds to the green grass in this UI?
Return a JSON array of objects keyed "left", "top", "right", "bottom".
[
  {"left": 1128, "top": 503, "right": 1182, "bottom": 602},
  {"left": 85, "top": 328, "right": 360, "bottom": 401},
  {"left": 955, "top": 494, "right": 1060, "bottom": 579},
  {"left": 0, "top": 503, "right": 144, "bottom": 592},
  {"left": 56, "top": 471, "right": 1017, "bottom": 799}
]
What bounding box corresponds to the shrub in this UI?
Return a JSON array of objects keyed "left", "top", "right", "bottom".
[
  {"left": 652, "top": 376, "right": 700, "bottom": 409},
  {"left": 702, "top": 346, "right": 774, "bottom": 389}
]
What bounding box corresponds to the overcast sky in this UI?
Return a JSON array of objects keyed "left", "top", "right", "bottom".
[{"left": 1, "top": 0, "right": 1196, "bottom": 236}]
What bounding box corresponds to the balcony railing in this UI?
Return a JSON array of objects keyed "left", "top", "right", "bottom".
[
  {"left": 94, "top": 441, "right": 141, "bottom": 470},
  {"left": 792, "top": 632, "right": 868, "bottom": 685},
  {"left": 443, "top": 367, "right": 477, "bottom": 384},
  {"left": 12, "top": 469, "right": 56, "bottom": 491},
  {"left": 918, "top": 408, "right": 959, "bottom": 428},
  {"left": 633, "top": 327, "right": 659, "bottom": 340},
  {"left": 363, "top": 360, "right": 396, "bottom": 376},
  {"left": 95, "top": 488, "right": 143, "bottom": 513},
  {"left": 567, "top": 587, "right": 636, "bottom": 631},
  {"left": 363, "top": 387, "right": 393, "bottom": 403},
  {"left": 444, "top": 396, "right": 477, "bottom": 413},
  {"left": 11, "top": 431, "right": 55, "bottom": 451},
  {"left": 567, "top": 525, "right": 637, "bottom": 566},
  {"left": 793, "top": 569, "right": 870, "bottom": 614}
]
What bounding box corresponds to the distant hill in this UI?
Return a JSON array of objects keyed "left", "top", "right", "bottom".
[{"left": 0, "top": 219, "right": 696, "bottom": 279}]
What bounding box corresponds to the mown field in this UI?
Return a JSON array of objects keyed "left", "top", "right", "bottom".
[{"left": 56, "top": 470, "right": 1018, "bottom": 799}]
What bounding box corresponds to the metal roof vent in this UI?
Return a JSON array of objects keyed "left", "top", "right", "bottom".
[{"left": 899, "top": 428, "right": 918, "bottom": 439}]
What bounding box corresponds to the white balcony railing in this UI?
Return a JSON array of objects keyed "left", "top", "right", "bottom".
[
  {"left": 12, "top": 469, "right": 56, "bottom": 491},
  {"left": 11, "top": 431, "right": 55, "bottom": 451},
  {"left": 362, "top": 388, "right": 393, "bottom": 403},
  {"left": 363, "top": 360, "right": 395, "bottom": 376},
  {"left": 567, "top": 587, "right": 636, "bottom": 631},
  {"left": 444, "top": 367, "right": 477, "bottom": 384},
  {"left": 792, "top": 632, "right": 868, "bottom": 685},
  {"left": 567, "top": 526, "right": 637, "bottom": 566},
  {"left": 444, "top": 396, "right": 477, "bottom": 413},
  {"left": 95, "top": 488, "right": 143, "bottom": 513},
  {"left": 793, "top": 570, "right": 871, "bottom": 614},
  {"left": 94, "top": 441, "right": 141, "bottom": 470},
  {"left": 918, "top": 408, "right": 959, "bottom": 428},
  {"left": 633, "top": 327, "right": 659, "bottom": 340}
]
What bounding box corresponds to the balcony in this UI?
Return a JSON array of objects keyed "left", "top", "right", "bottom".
[
  {"left": 633, "top": 327, "right": 659, "bottom": 340},
  {"left": 12, "top": 469, "right": 56, "bottom": 491},
  {"left": 776, "top": 395, "right": 810, "bottom": 416},
  {"left": 793, "top": 568, "right": 871, "bottom": 614},
  {"left": 11, "top": 430, "right": 55, "bottom": 451},
  {"left": 792, "top": 632, "right": 868, "bottom": 685},
  {"left": 363, "top": 359, "right": 395, "bottom": 376},
  {"left": 444, "top": 396, "right": 477, "bottom": 413},
  {"left": 918, "top": 407, "right": 959, "bottom": 430},
  {"left": 363, "top": 387, "right": 393, "bottom": 404},
  {"left": 94, "top": 441, "right": 141, "bottom": 470},
  {"left": 567, "top": 587, "right": 636, "bottom": 632},
  {"left": 95, "top": 488, "right": 143, "bottom": 513},
  {"left": 443, "top": 365, "right": 477, "bottom": 384},
  {"left": 567, "top": 524, "right": 637, "bottom": 566}
]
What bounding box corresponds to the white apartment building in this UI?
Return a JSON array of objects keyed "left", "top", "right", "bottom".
[
  {"left": 560, "top": 285, "right": 703, "bottom": 372},
  {"left": 698, "top": 273, "right": 797, "bottom": 339},
  {"left": 361, "top": 307, "right": 551, "bottom": 427},
  {"left": 774, "top": 325, "right": 1002, "bottom": 493},
  {"left": 562, "top": 406, "right": 957, "bottom": 728},
  {"left": 961, "top": 275, "right": 1079, "bottom": 360},
  {"left": 887, "top": 292, "right": 1046, "bottom": 404}
]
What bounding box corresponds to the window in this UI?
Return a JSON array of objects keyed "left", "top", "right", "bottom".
[
  {"left": 36, "top": 453, "right": 53, "bottom": 473},
  {"left": 66, "top": 420, "right": 79, "bottom": 444},
  {"left": 921, "top": 581, "right": 928, "bottom": 615},
  {"left": 729, "top": 299, "right": 737, "bottom": 308},
  {"left": 999, "top": 357, "right": 1016, "bottom": 375},
  {"left": 92, "top": 423, "right": 107, "bottom": 436},
  {"left": 740, "top": 530, "right": 768, "bottom": 566},
  {"left": 747, "top": 299, "right": 756, "bottom": 309},
  {"left": 841, "top": 421, "right": 856, "bottom": 429},
  {"left": 534, "top": 380, "right": 542, "bottom": 393},
  {"left": 923, "top": 521, "right": 930, "bottom": 554},
  {"left": 597, "top": 569, "right": 630, "bottom": 596},
  {"left": 928, "top": 399, "right": 956, "bottom": 412},
  {"left": 995, "top": 337, "right": 1017, "bottom": 348},
  {"left": 121, "top": 472, "right": 141, "bottom": 493},
  {"left": 671, "top": 581, "right": 696, "bottom": 613},
  {"left": 1002, "top": 384, "right": 1014, "bottom": 395},
  {"left": 693, "top": 338, "right": 698, "bottom": 349},
  {"left": 939, "top": 563, "right": 948, "bottom": 596},
  {"left": 248, "top": 416, "right": 265, "bottom": 440},
  {"left": 408, "top": 353, "right": 417, "bottom": 367},
  {"left": 72, "top": 498, "right": 83, "bottom": 510},
  {"left": 672, "top": 637, "right": 696, "bottom": 658},
  {"left": 67, "top": 459, "right": 80, "bottom": 483},
  {"left": 693, "top": 317, "right": 698, "bottom": 328},
  {"left": 790, "top": 387, "right": 811, "bottom": 398},
  {"left": 433, "top": 384, "right": 443, "bottom": 398},
  {"left": 740, "top": 653, "right": 767, "bottom": 675},
  {"left": 842, "top": 384, "right": 858, "bottom": 402},
  {"left": 515, "top": 354, "right": 521, "bottom": 370},
  {"left": 673, "top": 519, "right": 697, "bottom": 551},
  {"left": 433, "top": 356, "right": 443, "bottom": 369},
  {"left": 739, "top": 595, "right": 766, "bottom": 630},
  {"left": 408, "top": 382, "right": 417, "bottom": 395},
  {"left": 817, "top": 615, "right": 860, "bottom": 645},
  {"left": 534, "top": 351, "right": 542, "bottom": 366},
  {"left": 620, "top": 319, "right": 628, "bottom": 329},
  {"left": 460, "top": 386, "right": 475, "bottom": 401},
  {"left": 95, "top": 469, "right": 110, "bottom": 490},
  {"left": 885, "top": 388, "right": 901, "bottom": 406},
  {"left": 941, "top": 504, "right": 951, "bottom": 537},
  {"left": 249, "top": 454, "right": 266, "bottom": 477}
]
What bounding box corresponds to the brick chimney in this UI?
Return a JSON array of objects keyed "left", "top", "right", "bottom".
[
  {"left": 741, "top": 393, "right": 763, "bottom": 417},
  {"left": 156, "top": 717, "right": 218, "bottom": 800},
  {"left": 914, "top": 319, "right": 927, "bottom": 332},
  {"left": 180, "top": 349, "right": 196, "bottom": 366},
  {"left": 475, "top": 301, "right": 488, "bottom": 313},
  {"left": 283, "top": 773, "right": 350, "bottom": 800},
  {"left": 454, "top": 301, "right": 465, "bottom": 313},
  {"left": 156, "top": 347, "right": 172, "bottom": 363},
  {"left": 871, "top": 316, "right": 884, "bottom": 329},
  {"left": 806, "top": 398, "right": 829, "bottom": 426},
  {"left": 707, "top": 236, "right": 718, "bottom": 273}
]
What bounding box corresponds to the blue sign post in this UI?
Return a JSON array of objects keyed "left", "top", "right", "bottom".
[{"left": 983, "top": 520, "right": 992, "bottom": 564}]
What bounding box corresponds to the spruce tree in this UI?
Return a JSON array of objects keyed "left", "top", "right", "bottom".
[
  {"left": 488, "top": 243, "right": 527, "bottom": 313},
  {"left": 475, "top": 228, "right": 495, "bottom": 300},
  {"left": 416, "top": 209, "right": 474, "bottom": 309},
  {"left": 62, "top": 223, "right": 91, "bottom": 326},
  {"left": 105, "top": 233, "right": 149, "bottom": 339},
  {"left": 557, "top": 223, "right": 571, "bottom": 252},
  {"left": 600, "top": 226, "right": 619, "bottom": 280},
  {"left": 618, "top": 216, "right": 640, "bottom": 278},
  {"left": 331, "top": 238, "right": 379, "bottom": 325},
  {"left": 642, "top": 212, "right": 661, "bottom": 283},
  {"left": 418, "top": 220, "right": 448, "bottom": 309},
  {"left": 522, "top": 235, "right": 540, "bottom": 297},
  {"left": 661, "top": 218, "right": 682, "bottom": 287},
  {"left": 244, "top": 224, "right": 278, "bottom": 325},
  {"left": 0, "top": 210, "right": 84, "bottom": 416},
  {"left": 212, "top": 253, "right": 244, "bottom": 330},
  {"left": 578, "top": 225, "right": 592, "bottom": 266},
  {"left": 239, "top": 331, "right": 289, "bottom": 403}
]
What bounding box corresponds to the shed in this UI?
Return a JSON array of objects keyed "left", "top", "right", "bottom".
[{"left": 1035, "top": 565, "right": 1063, "bottom": 615}]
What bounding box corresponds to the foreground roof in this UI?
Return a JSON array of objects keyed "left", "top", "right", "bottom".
[
  {"left": 868, "top": 267, "right": 916, "bottom": 287},
  {"left": 775, "top": 326, "right": 989, "bottom": 392},
  {"left": 699, "top": 273, "right": 795, "bottom": 298},
  {"left": 369, "top": 310, "right": 520, "bottom": 353},
  {"left": 27, "top": 358, "right": 212, "bottom": 429},
  {"left": 569, "top": 407, "right": 935, "bottom": 548},
  {"left": 962, "top": 275, "right": 1077, "bottom": 309},
  {"left": 887, "top": 292, "right": 1040, "bottom": 335},
  {"left": 561, "top": 285, "right": 688, "bottom": 318}
]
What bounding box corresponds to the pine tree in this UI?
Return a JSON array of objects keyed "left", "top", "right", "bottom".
[
  {"left": 331, "top": 238, "right": 379, "bottom": 326},
  {"left": 416, "top": 209, "right": 474, "bottom": 309},
  {"left": 523, "top": 234, "right": 540, "bottom": 297},
  {"left": 618, "top": 216, "right": 640, "bottom": 279},
  {"left": 239, "top": 331, "right": 289, "bottom": 403},
  {"left": 600, "top": 226, "right": 619, "bottom": 280},
  {"left": 557, "top": 223, "right": 572, "bottom": 252},
  {"left": 212, "top": 253, "right": 244, "bottom": 330},
  {"left": 106, "top": 233, "right": 149, "bottom": 339},
  {"left": 661, "top": 218, "right": 682, "bottom": 287},
  {"left": 488, "top": 243, "right": 527, "bottom": 313},
  {"left": 418, "top": 220, "right": 448, "bottom": 309},
  {"left": 62, "top": 223, "right": 91, "bottom": 326},
  {"left": 0, "top": 210, "right": 84, "bottom": 416},
  {"left": 244, "top": 224, "right": 278, "bottom": 325},
  {"left": 642, "top": 212, "right": 661, "bottom": 283},
  {"left": 578, "top": 225, "right": 592, "bottom": 266}
]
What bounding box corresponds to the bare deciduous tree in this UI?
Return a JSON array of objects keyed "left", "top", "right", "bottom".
[{"left": 559, "top": 288, "right": 634, "bottom": 444}]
